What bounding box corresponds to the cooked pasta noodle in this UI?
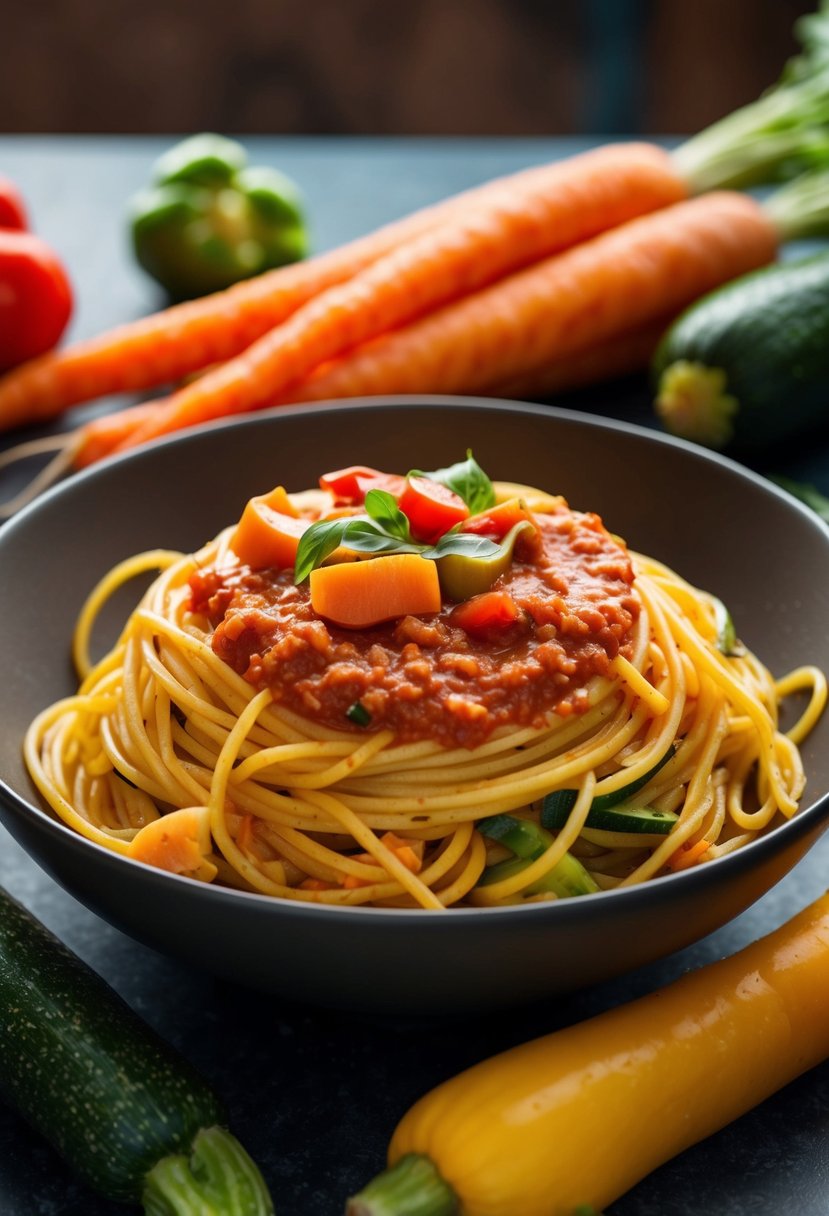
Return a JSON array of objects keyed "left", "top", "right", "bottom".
[{"left": 23, "top": 474, "right": 826, "bottom": 910}]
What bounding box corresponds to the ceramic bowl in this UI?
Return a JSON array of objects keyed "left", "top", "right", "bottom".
[{"left": 1, "top": 397, "right": 828, "bottom": 1013}]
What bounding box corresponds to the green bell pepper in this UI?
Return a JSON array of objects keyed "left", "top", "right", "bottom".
[
  {"left": 436, "top": 519, "right": 535, "bottom": 601},
  {"left": 128, "top": 133, "right": 309, "bottom": 299}
]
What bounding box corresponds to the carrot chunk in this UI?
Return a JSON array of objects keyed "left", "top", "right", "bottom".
[
  {"left": 127, "top": 805, "right": 217, "bottom": 880},
  {"left": 310, "top": 554, "right": 441, "bottom": 628},
  {"left": 666, "top": 838, "right": 712, "bottom": 872},
  {"left": 230, "top": 487, "right": 309, "bottom": 569}
]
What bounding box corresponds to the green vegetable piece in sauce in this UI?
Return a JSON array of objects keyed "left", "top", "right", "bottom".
[
  {"left": 346, "top": 701, "right": 372, "bottom": 727},
  {"left": 436, "top": 519, "right": 534, "bottom": 602},
  {"left": 712, "top": 596, "right": 745, "bottom": 657}
]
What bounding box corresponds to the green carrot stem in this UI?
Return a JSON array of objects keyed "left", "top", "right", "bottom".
[
  {"left": 673, "top": 73, "right": 829, "bottom": 193},
  {"left": 672, "top": 2, "right": 829, "bottom": 193},
  {"left": 141, "top": 1126, "right": 275, "bottom": 1216},
  {"left": 346, "top": 1153, "right": 459, "bottom": 1216},
  {"left": 764, "top": 165, "right": 829, "bottom": 239}
]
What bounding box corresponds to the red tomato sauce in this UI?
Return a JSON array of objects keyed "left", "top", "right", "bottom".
[{"left": 189, "top": 507, "right": 639, "bottom": 749}]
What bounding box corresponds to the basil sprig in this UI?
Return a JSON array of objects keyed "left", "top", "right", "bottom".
[
  {"left": 363, "top": 489, "right": 413, "bottom": 541},
  {"left": 294, "top": 486, "right": 500, "bottom": 583},
  {"left": 418, "top": 450, "right": 496, "bottom": 514}
]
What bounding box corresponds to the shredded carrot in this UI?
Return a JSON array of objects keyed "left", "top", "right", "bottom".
[
  {"left": 236, "top": 813, "right": 256, "bottom": 854},
  {"left": 666, "top": 838, "right": 712, "bottom": 872},
  {"left": 342, "top": 832, "right": 425, "bottom": 887}
]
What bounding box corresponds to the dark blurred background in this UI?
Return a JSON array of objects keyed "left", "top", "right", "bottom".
[{"left": 1, "top": 0, "right": 809, "bottom": 136}]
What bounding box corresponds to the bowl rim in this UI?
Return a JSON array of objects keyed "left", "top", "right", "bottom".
[{"left": 2, "top": 393, "right": 829, "bottom": 923}]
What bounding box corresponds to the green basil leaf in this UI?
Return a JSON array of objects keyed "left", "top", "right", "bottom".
[
  {"left": 339, "top": 518, "right": 422, "bottom": 556},
  {"left": 364, "top": 488, "right": 413, "bottom": 541},
  {"left": 294, "top": 518, "right": 355, "bottom": 583},
  {"left": 425, "top": 450, "right": 496, "bottom": 514},
  {"left": 423, "top": 532, "right": 500, "bottom": 559}
]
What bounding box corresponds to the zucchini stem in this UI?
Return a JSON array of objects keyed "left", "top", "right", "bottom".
[
  {"left": 346, "top": 1153, "right": 459, "bottom": 1216},
  {"left": 142, "top": 1126, "right": 275, "bottom": 1216},
  {"left": 654, "top": 361, "right": 738, "bottom": 450}
]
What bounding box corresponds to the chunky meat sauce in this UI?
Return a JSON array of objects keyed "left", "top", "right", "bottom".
[{"left": 189, "top": 507, "right": 639, "bottom": 749}]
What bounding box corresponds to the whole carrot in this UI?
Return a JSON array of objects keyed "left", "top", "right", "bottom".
[
  {"left": 446, "top": 316, "right": 673, "bottom": 400},
  {"left": 2, "top": 4, "right": 826, "bottom": 437},
  {"left": 115, "top": 143, "right": 687, "bottom": 452},
  {"left": 94, "top": 191, "right": 773, "bottom": 462},
  {"left": 72, "top": 319, "right": 673, "bottom": 470},
  {"left": 249, "top": 192, "right": 777, "bottom": 410},
  {"left": 0, "top": 144, "right": 684, "bottom": 434}
]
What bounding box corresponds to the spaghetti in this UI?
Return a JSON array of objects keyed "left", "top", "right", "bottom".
[{"left": 23, "top": 462, "right": 826, "bottom": 910}]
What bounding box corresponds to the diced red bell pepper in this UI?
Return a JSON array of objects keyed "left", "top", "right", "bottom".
[
  {"left": 0, "top": 177, "right": 28, "bottom": 231},
  {"left": 320, "top": 465, "right": 405, "bottom": 505},
  {"left": 0, "top": 231, "right": 73, "bottom": 372},
  {"left": 451, "top": 591, "right": 524, "bottom": 638},
  {"left": 398, "top": 475, "right": 469, "bottom": 543}
]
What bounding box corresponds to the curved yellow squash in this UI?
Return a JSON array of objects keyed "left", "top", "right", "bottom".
[{"left": 388, "top": 893, "right": 829, "bottom": 1216}]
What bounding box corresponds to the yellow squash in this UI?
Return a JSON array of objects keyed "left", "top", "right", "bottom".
[{"left": 349, "top": 892, "right": 829, "bottom": 1216}]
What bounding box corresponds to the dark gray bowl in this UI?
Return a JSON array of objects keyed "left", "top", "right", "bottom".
[{"left": 1, "top": 397, "right": 828, "bottom": 1014}]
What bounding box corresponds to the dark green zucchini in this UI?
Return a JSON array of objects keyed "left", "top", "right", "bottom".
[
  {"left": 478, "top": 815, "right": 599, "bottom": 896},
  {"left": 652, "top": 254, "right": 829, "bottom": 453},
  {"left": 540, "top": 745, "right": 676, "bottom": 829},
  {"left": 0, "top": 886, "right": 274, "bottom": 1214}
]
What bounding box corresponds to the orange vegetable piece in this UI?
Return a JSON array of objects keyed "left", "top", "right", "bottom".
[
  {"left": 229, "top": 485, "right": 309, "bottom": 570},
  {"left": 310, "top": 554, "right": 441, "bottom": 629},
  {"left": 451, "top": 591, "right": 523, "bottom": 637},
  {"left": 343, "top": 832, "right": 425, "bottom": 888},
  {"left": 127, "top": 805, "right": 217, "bottom": 881},
  {"left": 398, "top": 476, "right": 469, "bottom": 543},
  {"left": 462, "top": 496, "right": 537, "bottom": 540},
  {"left": 666, "top": 838, "right": 712, "bottom": 872},
  {"left": 319, "top": 465, "right": 405, "bottom": 504}
]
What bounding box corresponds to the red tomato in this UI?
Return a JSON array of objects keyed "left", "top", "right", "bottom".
[
  {"left": 0, "top": 232, "right": 73, "bottom": 371},
  {"left": 463, "top": 499, "right": 536, "bottom": 540},
  {"left": 0, "top": 177, "right": 28, "bottom": 230},
  {"left": 398, "top": 476, "right": 469, "bottom": 543},
  {"left": 319, "top": 465, "right": 405, "bottom": 504},
  {"left": 451, "top": 591, "right": 524, "bottom": 638}
]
